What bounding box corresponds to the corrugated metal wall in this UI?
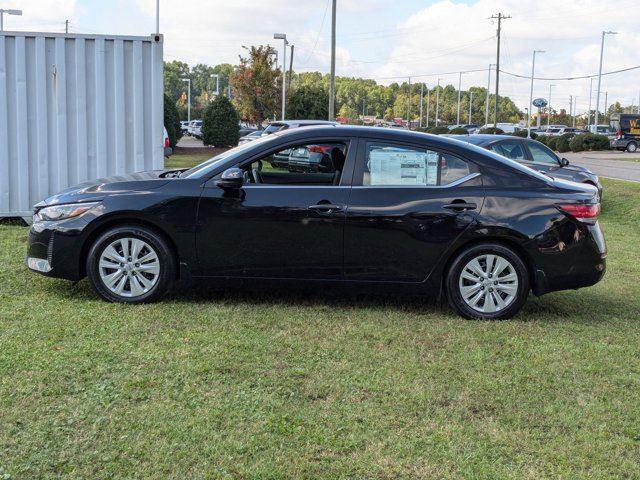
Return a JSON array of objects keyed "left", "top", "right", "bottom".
[{"left": 0, "top": 32, "right": 164, "bottom": 218}]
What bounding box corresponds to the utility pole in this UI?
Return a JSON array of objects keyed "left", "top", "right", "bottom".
[
  {"left": 573, "top": 96, "right": 577, "bottom": 128},
  {"left": 182, "top": 78, "right": 191, "bottom": 122},
  {"left": 288, "top": 44, "right": 294, "bottom": 93},
  {"left": 419, "top": 83, "right": 424, "bottom": 129},
  {"left": 594, "top": 31, "right": 617, "bottom": 128},
  {"left": 569, "top": 95, "right": 573, "bottom": 128},
  {"left": 485, "top": 64, "right": 494, "bottom": 126},
  {"left": 435, "top": 78, "right": 441, "bottom": 126},
  {"left": 0, "top": 8, "right": 22, "bottom": 31},
  {"left": 468, "top": 91, "right": 473, "bottom": 124},
  {"left": 328, "top": 0, "right": 337, "bottom": 120},
  {"left": 274, "top": 33, "right": 288, "bottom": 120},
  {"left": 456, "top": 71, "right": 462, "bottom": 126},
  {"left": 407, "top": 77, "right": 411, "bottom": 129},
  {"left": 548, "top": 84, "right": 554, "bottom": 129},
  {"left": 155, "top": 0, "right": 159, "bottom": 34},
  {"left": 528, "top": 49, "right": 545, "bottom": 138},
  {"left": 491, "top": 12, "right": 510, "bottom": 128}
]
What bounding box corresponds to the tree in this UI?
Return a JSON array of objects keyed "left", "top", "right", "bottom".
[
  {"left": 287, "top": 84, "right": 328, "bottom": 120},
  {"left": 202, "top": 95, "right": 240, "bottom": 147},
  {"left": 163, "top": 93, "right": 182, "bottom": 148},
  {"left": 230, "top": 45, "right": 280, "bottom": 123}
]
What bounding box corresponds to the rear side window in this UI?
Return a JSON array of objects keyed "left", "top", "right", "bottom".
[
  {"left": 490, "top": 141, "right": 527, "bottom": 161},
  {"left": 362, "top": 142, "right": 476, "bottom": 187}
]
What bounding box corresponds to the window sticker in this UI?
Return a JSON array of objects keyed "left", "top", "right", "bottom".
[{"left": 368, "top": 148, "right": 439, "bottom": 185}]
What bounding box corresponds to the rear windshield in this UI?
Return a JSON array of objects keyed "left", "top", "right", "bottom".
[{"left": 264, "top": 123, "right": 287, "bottom": 134}]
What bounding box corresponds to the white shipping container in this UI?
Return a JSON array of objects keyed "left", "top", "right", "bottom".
[{"left": 0, "top": 31, "right": 164, "bottom": 219}]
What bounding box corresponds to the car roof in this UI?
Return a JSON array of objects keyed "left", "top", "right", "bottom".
[{"left": 448, "top": 134, "right": 521, "bottom": 145}]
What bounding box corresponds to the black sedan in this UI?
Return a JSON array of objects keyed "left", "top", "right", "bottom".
[
  {"left": 452, "top": 134, "right": 602, "bottom": 196},
  {"left": 26, "top": 127, "right": 606, "bottom": 319}
]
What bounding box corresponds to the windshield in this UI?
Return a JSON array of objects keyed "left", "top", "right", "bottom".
[
  {"left": 181, "top": 134, "right": 275, "bottom": 178},
  {"left": 263, "top": 123, "right": 286, "bottom": 134}
]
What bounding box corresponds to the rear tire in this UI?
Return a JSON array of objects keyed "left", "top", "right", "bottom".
[
  {"left": 86, "top": 225, "right": 175, "bottom": 303},
  {"left": 626, "top": 142, "right": 637, "bottom": 153},
  {"left": 446, "top": 243, "right": 530, "bottom": 320}
]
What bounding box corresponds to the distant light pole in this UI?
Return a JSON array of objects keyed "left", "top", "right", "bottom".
[
  {"left": 155, "top": 0, "right": 159, "bottom": 34},
  {"left": 547, "top": 84, "right": 555, "bottom": 129},
  {"left": 468, "top": 90, "right": 474, "bottom": 124},
  {"left": 572, "top": 96, "right": 578, "bottom": 128},
  {"left": 587, "top": 78, "right": 593, "bottom": 130},
  {"left": 0, "top": 8, "right": 22, "bottom": 31},
  {"left": 435, "top": 78, "right": 441, "bottom": 126},
  {"left": 426, "top": 87, "right": 430, "bottom": 128},
  {"left": 594, "top": 31, "right": 617, "bottom": 128},
  {"left": 419, "top": 83, "right": 424, "bottom": 129},
  {"left": 274, "top": 33, "right": 288, "bottom": 120},
  {"left": 528, "top": 49, "right": 545, "bottom": 138},
  {"left": 456, "top": 71, "right": 464, "bottom": 126},
  {"left": 485, "top": 64, "right": 495, "bottom": 126},
  {"left": 210, "top": 73, "right": 220, "bottom": 96},
  {"left": 182, "top": 78, "right": 191, "bottom": 122}
]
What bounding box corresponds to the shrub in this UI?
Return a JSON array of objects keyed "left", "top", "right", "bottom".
[
  {"left": 449, "top": 127, "right": 469, "bottom": 135},
  {"left": 202, "top": 96, "right": 240, "bottom": 147},
  {"left": 478, "top": 127, "right": 504, "bottom": 134},
  {"left": 426, "top": 126, "right": 450, "bottom": 135},
  {"left": 570, "top": 134, "right": 586, "bottom": 152},
  {"left": 163, "top": 94, "right": 182, "bottom": 149},
  {"left": 546, "top": 137, "right": 559, "bottom": 151},
  {"left": 556, "top": 133, "right": 574, "bottom": 153},
  {"left": 511, "top": 129, "right": 538, "bottom": 139},
  {"left": 583, "top": 133, "right": 610, "bottom": 151},
  {"left": 536, "top": 135, "right": 548, "bottom": 145}
]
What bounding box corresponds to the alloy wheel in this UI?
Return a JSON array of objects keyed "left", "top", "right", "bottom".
[
  {"left": 98, "top": 237, "right": 160, "bottom": 298},
  {"left": 458, "top": 254, "right": 519, "bottom": 314}
]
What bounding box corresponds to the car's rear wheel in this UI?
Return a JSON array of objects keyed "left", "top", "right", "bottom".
[
  {"left": 86, "top": 226, "right": 175, "bottom": 303},
  {"left": 626, "top": 142, "right": 637, "bottom": 153},
  {"left": 446, "top": 243, "right": 530, "bottom": 320}
]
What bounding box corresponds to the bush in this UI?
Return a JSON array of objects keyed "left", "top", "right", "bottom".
[
  {"left": 202, "top": 96, "right": 241, "bottom": 147},
  {"left": 478, "top": 127, "right": 504, "bottom": 134},
  {"left": 163, "top": 94, "right": 182, "bottom": 149},
  {"left": 556, "top": 133, "right": 574, "bottom": 153},
  {"left": 546, "top": 137, "right": 559, "bottom": 151},
  {"left": 570, "top": 134, "right": 586, "bottom": 152},
  {"left": 583, "top": 133, "right": 611, "bottom": 151},
  {"left": 426, "top": 126, "right": 450, "bottom": 135},
  {"left": 449, "top": 127, "right": 469, "bottom": 135},
  {"left": 511, "top": 129, "right": 538, "bottom": 139},
  {"left": 536, "top": 135, "right": 548, "bottom": 145}
]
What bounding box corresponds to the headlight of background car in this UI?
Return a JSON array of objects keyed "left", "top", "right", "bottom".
[{"left": 34, "top": 202, "right": 100, "bottom": 222}]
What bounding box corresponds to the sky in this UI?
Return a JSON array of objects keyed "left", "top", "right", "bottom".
[{"left": 4, "top": 0, "right": 640, "bottom": 115}]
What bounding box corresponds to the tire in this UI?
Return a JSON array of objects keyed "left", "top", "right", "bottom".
[
  {"left": 445, "top": 243, "right": 530, "bottom": 320},
  {"left": 626, "top": 142, "right": 637, "bottom": 153},
  {"left": 86, "top": 225, "right": 176, "bottom": 303}
]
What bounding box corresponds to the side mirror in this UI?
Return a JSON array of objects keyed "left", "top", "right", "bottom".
[
  {"left": 216, "top": 168, "right": 244, "bottom": 189},
  {"left": 560, "top": 158, "right": 570, "bottom": 167}
]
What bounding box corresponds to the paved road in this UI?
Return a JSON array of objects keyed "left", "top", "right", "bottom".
[{"left": 564, "top": 152, "right": 640, "bottom": 183}]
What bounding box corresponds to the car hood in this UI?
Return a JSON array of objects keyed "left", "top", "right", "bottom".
[{"left": 37, "top": 170, "right": 172, "bottom": 207}]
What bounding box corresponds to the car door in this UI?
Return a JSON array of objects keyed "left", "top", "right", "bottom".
[
  {"left": 343, "top": 139, "right": 484, "bottom": 282},
  {"left": 195, "top": 137, "right": 355, "bottom": 279}
]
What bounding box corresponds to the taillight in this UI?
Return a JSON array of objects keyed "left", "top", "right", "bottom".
[
  {"left": 558, "top": 203, "right": 600, "bottom": 222},
  {"left": 164, "top": 137, "right": 170, "bottom": 148},
  {"left": 617, "top": 130, "right": 622, "bottom": 140}
]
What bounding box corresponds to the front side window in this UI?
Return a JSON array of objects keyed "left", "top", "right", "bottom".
[
  {"left": 490, "top": 141, "right": 527, "bottom": 161},
  {"left": 362, "top": 142, "right": 475, "bottom": 187},
  {"left": 242, "top": 141, "right": 348, "bottom": 186},
  {"left": 528, "top": 142, "right": 560, "bottom": 166}
]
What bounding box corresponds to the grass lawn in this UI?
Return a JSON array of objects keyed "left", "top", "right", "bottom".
[
  {"left": 1, "top": 178, "right": 639, "bottom": 478},
  {"left": 165, "top": 153, "right": 217, "bottom": 169}
]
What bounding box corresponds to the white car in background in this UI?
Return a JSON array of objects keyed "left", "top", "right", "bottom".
[
  {"left": 188, "top": 120, "right": 203, "bottom": 138},
  {"left": 476, "top": 123, "right": 522, "bottom": 134}
]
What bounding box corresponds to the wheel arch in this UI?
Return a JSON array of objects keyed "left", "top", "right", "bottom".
[{"left": 79, "top": 213, "right": 181, "bottom": 279}]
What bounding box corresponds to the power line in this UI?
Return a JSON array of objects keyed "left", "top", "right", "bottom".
[
  {"left": 300, "top": 0, "right": 330, "bottom": 67},
  {"left": 372, "top": 67, "right": 490, "bottom": 81},
  {"left": 500, "top": 64, "right": 640, "bottom": 81}
]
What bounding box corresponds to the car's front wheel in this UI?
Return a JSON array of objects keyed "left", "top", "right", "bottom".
[
  {"left": 446, "top": 243, "right": 530, "bottom": 320},
  {"left": 86, "top": 226, "right": 175, "bottom": 303},
  {"left": 626, "top": 142, "right": 638, "bottom": 153}
]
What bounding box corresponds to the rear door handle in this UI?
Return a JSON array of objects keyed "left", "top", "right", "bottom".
[
  {"left": 443, "top": 202, "right": 477, "bottom": 211},
  {"left": 309, "top": 204, "right": 343, "bottom": 213}
]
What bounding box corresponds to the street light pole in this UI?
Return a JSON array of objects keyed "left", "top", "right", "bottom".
[
  {"left": 426, "top": 87, "right": 430, "bottom": 128},
  {"left": 211, "top": 74, "right": 219, "bottom": 96},
  {"left": 468, "top": 91, "right": 473, "bottom": 124},
  {"left": 328, "top": 0, "right": 337, "bottom": 120},
  {"left": 182, "top": 78, "right": 191, "bottom": 123},
  {"left": 407, "top": 76, "right": 411, "bottom": 129},
  {"left": 547, "top": 84, "right": 555, "bottom": 129},
  {"left": 528, "top": 49, "right": 545, "bottom": 138},
  {"left": 456, "top": 71, "right": 463, "bottom": 126},
  {"left": 435, "top": 78, "right": 441, "bottom": 127},
  {"left": 485, "top": 64, "right": 494, "bottom": 127},
  {"left": 0, "top": 8, "right": 22, "bottom": 31},
  {"left": 594, "top": 31, "right": 617, "bottom": 128},
  {"left": 419, "top": 83, "right": 424, "bottom": 129},
  {"left": 274, "top": 33, "right": 288, "bottom": 121},
  {"left": 155, "top": 0, "right": 159, "bottom": 34},
  {"left": 587, "top": 78, "right": 593, "bottom": 130}
]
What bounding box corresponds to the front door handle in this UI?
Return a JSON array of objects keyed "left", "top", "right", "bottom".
[
  {"left": 443, "top": 202, "right": 477, "bottom": 211},
  {"left": 309, "top": 204, "right": 343, "bottom": 213}
]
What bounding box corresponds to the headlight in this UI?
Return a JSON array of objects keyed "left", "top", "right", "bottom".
[{"left": 34, "top": 202, "right": 100, "bottom": 222}]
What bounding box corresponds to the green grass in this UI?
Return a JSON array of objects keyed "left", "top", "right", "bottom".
[
  {"left": 1, "top": 179, "right": 639, "bottom": 479},
  {"left": 165, "top": 153, "right": 215, "bottom": 169}
]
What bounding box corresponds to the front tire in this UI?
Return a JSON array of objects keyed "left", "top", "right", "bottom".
[
  {"left": 86, "top": 226, "right": 175, "bottom": 303},
  {"left": 446, "top": 243, "right": 530, "bottom": 320},
  {"left": 626, "top": 142, "right": 637, "bottom": 153}
]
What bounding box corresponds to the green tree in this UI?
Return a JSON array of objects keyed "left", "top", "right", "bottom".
[
  {"left": 230, "top": 45, "right": 280, "bottom": 123},
  {"left": 202, "top": 96, "right": 240, "bottom": 147},
  {"left": 163, "top": 93, "right": 182, "bottom": 148},
  {"left": 287, "top": 84, "right": 328, "bottom": 120}
]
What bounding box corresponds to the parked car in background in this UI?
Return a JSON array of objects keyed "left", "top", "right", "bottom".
[
  {"left": 287, "top": 144, "right": 347, "bottom": 174},
  {"left": 453, "top": 134, "right": 602, "bottom": 196},
  {"left": 589, "top": 124, "right": 615, "bottom": 137},
  {"left": 238, "top": 130, "right": 264, "bottom": 145},
  {"left": 180, "top": 121, "right": 189, "bottom": 135},
  {"left": 476, "top": 123, "right": 522, "bottom": 133},
  {"left": 163, "top": 127, "right": 172, "bottom": 157},
  {"left": 187, "top": 120, "right": 202, "bottom": 137},
  {"left": 27, "top": 126, "right": 605, "bottom": 320},
  {"left": 191, "top": 120, "right": 203, "bottom": 139},
  {"left": 261, "top": 120, "right": 340, "bottom": 136},
  {"left": 536, "top": 125, "right": 569, "bottom": 137},
  {"left": 610, "top": 113, "right": 640, "bottom": 152}
]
